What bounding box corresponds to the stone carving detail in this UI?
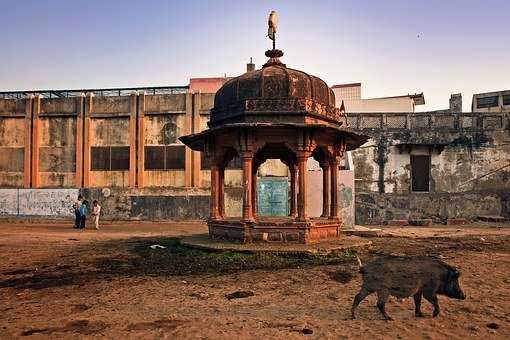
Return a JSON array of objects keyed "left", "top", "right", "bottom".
[{"left": 211, "top": 98, "right": 345, "bottom": 124}]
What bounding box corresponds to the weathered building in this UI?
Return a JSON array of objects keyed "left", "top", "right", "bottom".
[
  {"left": 348, "top": 111, "right": 510, "bottom": 224},
  {"left": 1, "top": 83, "right": 508, "bottom": 225},
  {"left": 0, "top": 89, "right": 225, "bottom": 220},
  {"left": 472, "top": 90, "right": 510, "bottom": 112},
  {"left": 0, "top": 84, "right": 358, "bottom": 225},
  {"left": 332, "top": 83, "right": 425, "bottom": 113}
]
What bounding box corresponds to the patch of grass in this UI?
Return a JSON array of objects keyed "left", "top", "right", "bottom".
[{"left": 98, "top": 238, "right": 355, "bottom": 276}]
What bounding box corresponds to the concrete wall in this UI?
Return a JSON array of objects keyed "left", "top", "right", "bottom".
[
  {"left": 472, "top": 90, "right": 510, "bottom": 112},
  {"left": 332, "top": 83, "right": 419, "bottom": 113},
  {"left": 341, "top": 97, "right": 416, "bottom": 113},
  {"left": 0, "top": 98, "right": 30, "bottom": 188},
  {"left": 0, "top": 189, "right": 78, "bottom": 217},
  {"left": 349, "top": 112, "right": 510, "bottom": 224},
  {"left": 0, "top": 92, "right": 354, "bottom": 223}
]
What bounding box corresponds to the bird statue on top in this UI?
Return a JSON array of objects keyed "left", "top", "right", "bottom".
[
  {"left": 264, "top": 11, "right": 285, "bottom": 67},
  {"left": 267, "top": 10, "right": 278, "bottom": 47}
]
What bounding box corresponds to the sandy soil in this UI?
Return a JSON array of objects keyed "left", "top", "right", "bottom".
[{"left": 0, "top": 221, "right": 509, "bottom": 339}]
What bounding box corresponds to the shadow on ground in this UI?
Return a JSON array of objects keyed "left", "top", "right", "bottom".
[
  {"left": 1, "top": 234, "right": 509, "bottom": 292},
  {"left": 0, "top": 236, "right": 356, "bottom": 290}
]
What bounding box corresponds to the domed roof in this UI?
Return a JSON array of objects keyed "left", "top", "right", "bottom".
[{"left": 210, "top": 50, "right": 337, "bottom": 125}]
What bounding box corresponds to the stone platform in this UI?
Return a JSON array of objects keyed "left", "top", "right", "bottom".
[
  {"left": 207, "top": 217, "right": 346, "bottom": 244},
  {"left": 181, "top": 233, "right": 372, "bottom": 255}
]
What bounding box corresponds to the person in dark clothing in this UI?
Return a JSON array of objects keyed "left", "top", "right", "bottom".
[
  {"left": 73, "top": 194, "right": 83, "bottom": 228},
  {"left": 79, "top": 200, "right": 89, "bottom": 229}
]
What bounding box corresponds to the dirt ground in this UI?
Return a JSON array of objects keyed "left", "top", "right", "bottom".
[{"left": 0, "top": 221, "right": 509, "bottom": 339}]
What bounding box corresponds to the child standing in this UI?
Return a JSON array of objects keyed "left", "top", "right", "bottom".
[
  {"left": 92, "top": 200, "right": 101, "bottom": 230},
  {"left": 73, "top": 194, "right": 83, "bottom": 228},
  {"left": 79, "top": 200, "right": 89, "bottom": 229}
]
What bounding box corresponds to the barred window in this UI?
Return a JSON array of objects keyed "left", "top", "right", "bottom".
[
  {"left": 503, "top": 95, "right": 510, "bottom": 106},
  {"left": 144, "top": 145, "right": 185, "bottom": 170},
  {"left": 476, "top": 96, "right": 498, "bottom": 109},
  {"left": 91, "top": 146, "right": 130, "bottom": 171}
]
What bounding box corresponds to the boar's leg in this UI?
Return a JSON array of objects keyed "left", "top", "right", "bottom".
[
  {"left": 376, "top": 291, "right": 393, "bottom": 321},
  {"left": 423, "top": 293, "right": 440, "bottom": 317},
  {"left": 351, "top": 287, "right": 371, "bottom": 319},
  {"left": 413, "top": 292, "right": 424, "bottom": 317}
]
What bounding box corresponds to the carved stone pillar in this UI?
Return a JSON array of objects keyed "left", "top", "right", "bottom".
[
  {"left": 297, "top": 153, "right": 308, "bottom": 221},
  {"left": 218, "top": 166, "right": 225, "bottom": 219},
  {"left": 210, "top": 163, "right": 220, "bottom": 220},
  {"left": 289, "top": 164, "right": 297, "bottom": 218},
  {"left": 242, "top": 152, "right": 254, "bottom": 222},
  {"left": 329, "top": 158, "right": 339, "bottom": 219},
  {"left": 251, "top": 171, "right": 258, "bottom": 220},
  {"left": 321, "top": 163, "right": 331, "bottom": 218}
]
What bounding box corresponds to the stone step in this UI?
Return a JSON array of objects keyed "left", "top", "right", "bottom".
[
  {"left": 477, "top": 215, "right": 507, "bottom": 223},
  {"left": 386, "top": 219, "right": 408, "bottom": 226},
  {"left": 446, "top": 218, "right": 470, "bottom": 225},
  {"left": 342, "top": 226, "right": 382, "bottom": 238},
  {"left": 408, "top": 219, "right": 433, "bottom": 226}
]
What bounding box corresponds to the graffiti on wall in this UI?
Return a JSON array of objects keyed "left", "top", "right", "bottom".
[
  {"left": 0, "top": 189, "right": 18, "bottom": 215},
  {"left": 0, "top": 189, "right": 79, "bottom": 216}
]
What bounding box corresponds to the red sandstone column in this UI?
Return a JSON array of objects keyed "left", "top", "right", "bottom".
[
  {"left": 23, "top": 96, "right": 33, "bottom": 188},
  {"left": 137, "top": 91, "right": 145, "bottom": 188},
  {"left": 330, "top": 158, "right": 339, "bottom": 219},
  {"left": 192, "top": 93, "right": 202, "bottom": 187},
  {"left": 210, "top": 163, "right": 220, "bottom": 220},
  {"left": 75, "top": 94, "right": 84, "bottom": 188},
  {"left": 128, "top": 92, "right": 137, "bottom": 188},
  {"left": 31, "top": 95, "right": 41, "bottom": 188},
  {"left": 218, "top": 166, "right": 225, "bottom": 219},
  {"left": 83, "top": 93, "right": 92, "bottom": 188},
  {"left": 297, "top": 153, "right": 308, "bottom": 221},
  {"left": 321, "top": 163, "right": 331, "bottom": 218},
  {"left": 252, "top": 171, "right": 258, "bottom": 220},
  {"left": 241, "top": 152, "right": 254, "bottom": 222},
  {"left": 289, "top": 164, "right": 297, "bottom": 218},
  {"left": 184, "top": 93, "right": 193, "bottom": 187}
]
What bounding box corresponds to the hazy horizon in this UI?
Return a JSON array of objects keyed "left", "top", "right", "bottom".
[{"left": 1, "top": 0, "right": 508, "bottom": 111}]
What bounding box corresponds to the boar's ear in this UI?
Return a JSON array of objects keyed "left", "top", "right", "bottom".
[{"left": 450, "top": 270, "right": 461, "bottom": 279}]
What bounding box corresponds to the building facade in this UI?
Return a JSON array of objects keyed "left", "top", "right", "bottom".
[
  {"left": 348, "top": 111, "right": 510, "bottom": 224},
  {"left": 332, "top": 83, "right": 425, "bottom": 113},
  {"left": 472, "top": 90, "right": 510, "bottom": 112},
  {"left": 1, "top": 83, "right": 508, "bottom": 225}
]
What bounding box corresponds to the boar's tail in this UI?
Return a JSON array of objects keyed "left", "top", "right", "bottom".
[{"left": 355, "top": 255, "right": 364, "bottom": 273}]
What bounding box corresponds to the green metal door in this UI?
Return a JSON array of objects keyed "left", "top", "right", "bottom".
[{"left": 257, "top": 177, "right": 289, "bottom": 216}]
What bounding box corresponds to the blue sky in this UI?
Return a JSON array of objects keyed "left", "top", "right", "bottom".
[{"left": 1, "top": 0, "right": 508, "bottom": 111}]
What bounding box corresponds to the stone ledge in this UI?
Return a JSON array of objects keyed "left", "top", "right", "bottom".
[
  {"left": 409, "top": 219, "right": 433, "bottom": 226},
  {"left": 477, "top": 215, "right": 507, "bottom": 223},
  {"left": 386, "top": 219, "right": 408, "bottom": 226},
  {"left": 446, "top": 218, "right": 470, "bottom": 225},
  {"left": 180, "top": 234, "right": 371, "bottom": 255}
]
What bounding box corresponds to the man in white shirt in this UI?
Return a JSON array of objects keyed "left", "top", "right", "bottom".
[{"left": 92, "top": 200, "right": 101, "bottom": 230}]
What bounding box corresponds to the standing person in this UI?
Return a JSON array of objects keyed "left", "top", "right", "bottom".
[
  {"left": 79, "top": 200, "right": 89, "bottom": 229},
  {"left": 73, "top": 195, "right": 83, "bottom": 229},
  {"left": 92, "top": 200, "right": 101, "bottom": 230}
]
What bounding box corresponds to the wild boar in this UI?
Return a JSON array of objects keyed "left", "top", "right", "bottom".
[{"left": 351, "top": 255, "right": 466, "bottom": 320}]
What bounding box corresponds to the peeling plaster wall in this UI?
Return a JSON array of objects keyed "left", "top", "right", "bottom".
[
  {"left": 350, "top": 112, "right": 510, "bottom": 224},
  {"left": 39, "top": 117, "right": 76, "bottom": 187},
  {"left": 0, "top": 93, "right": 368, "bottom": 223},
  {"left": 0, "top": 99, "right": 27, "bottom": 187}
]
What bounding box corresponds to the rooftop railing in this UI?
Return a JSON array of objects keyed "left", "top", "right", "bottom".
[
  {"left": 346, "top": 112, "right": 509, "bottom": 132},
  {"left": 0, "top": 86, "right": 189, "bottom": 99}
]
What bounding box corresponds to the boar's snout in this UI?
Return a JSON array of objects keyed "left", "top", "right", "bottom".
[{"left": 445, "top": 270, "right": 466, "bottom": 300}]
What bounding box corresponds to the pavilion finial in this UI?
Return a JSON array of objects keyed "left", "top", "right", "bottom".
[
  {"left": 264, "top": 11, "right": 285, "bottom": 67},
  {"left": 267, "top": 10, "right": 278, "bottom": 50}
]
